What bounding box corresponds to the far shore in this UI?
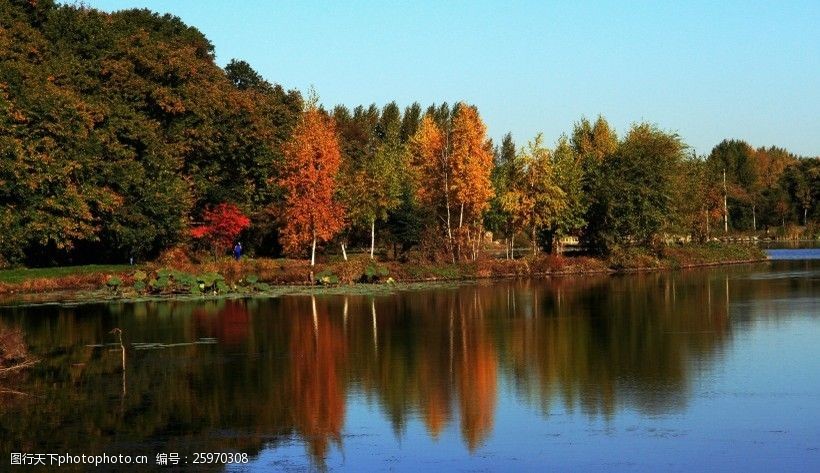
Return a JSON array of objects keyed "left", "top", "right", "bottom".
[{"left": 0, "top": 243, "right": 770, "bottom": 307}]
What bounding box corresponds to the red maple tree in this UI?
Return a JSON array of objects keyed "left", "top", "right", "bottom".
[{"left": 191, "top": 203, "right": 250, "bottom": 256}]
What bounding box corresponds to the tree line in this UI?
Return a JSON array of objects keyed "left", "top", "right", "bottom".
[{"left": 1, "top": 1, "right": 817, "bottom": 266}]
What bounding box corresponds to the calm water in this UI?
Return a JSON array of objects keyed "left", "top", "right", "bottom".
[{"left": 1, "top": 252, "right": 819, "bottom": 471}]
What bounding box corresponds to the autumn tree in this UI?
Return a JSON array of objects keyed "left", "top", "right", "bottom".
[
  {"left": 501, "top": 134, "right": 566, "bottom": 256},
  {"left": 449, "top": 104, "right": 495, "bottom": 259},
  {"left": 707, "top": 139, "right": 758, "bottom": 231},
  {"left": 571, "top": 116, "right": 618, "bottom": 163},
  {"left": 753, "top": 146, "right": 797, "bottom": 230},
  {"left": 407, "top": 104, "right": 494, "bottom": 260},
  {"left": 673, "top": 154, "right": 723, "bottom": 242},
  {"left": 190, "top": 203, "right": 251, "bottom": 258},
  {"left": 280, "top": 98, "right": 345, "bottom": 266},
  {"left": 408, "top": 113, "right": 452, "bottom": 256}
]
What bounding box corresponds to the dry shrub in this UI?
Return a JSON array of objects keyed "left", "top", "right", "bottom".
[
  {"left": 416, "top": 228, "right": 453, "bottom": 263},
  {"left": 530, "top": 254, "right": 567, "bottom": 273},
  {"left": 252, "top": 258, "right": 312, "bottom": 284},
  {"left": 327, "top": 256, "right": 370, "bottom": 284},
  {"left": 476, "top": 258, "right": 529, "bottom": 278},
  {"left": 607, "top": 247, "right": 661, "bottom": 270},
  {"left": 564, "top": 256, "right": 609, "bottom": 272},
  {"left": 199, "top": 258, "right": 246, "bottom": 283},
  {"left": 15, "top": 273, "right": 107, "bottom": 293},
  {"left": 253, "top": 258, "right": 281, "bottom": 281},
  {"left": 156, "top": 246, "right": 196, "bottom": 272}
]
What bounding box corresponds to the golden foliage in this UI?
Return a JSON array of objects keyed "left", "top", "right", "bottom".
[{"left": 280, "top": 107, "right": 346, "bottom": 256}]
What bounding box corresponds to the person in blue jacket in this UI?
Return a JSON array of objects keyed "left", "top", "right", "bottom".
[{"left": 233, "top": 242, "right": 242, "bottom": 260}]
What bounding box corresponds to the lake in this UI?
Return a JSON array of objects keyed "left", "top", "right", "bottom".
[{"left": 1, "top": 250, "right": 818, "bottom": 471}]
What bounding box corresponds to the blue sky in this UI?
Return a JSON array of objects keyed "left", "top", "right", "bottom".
[{"left": 86, "top": 1, "right": 819, "bottom": 156}]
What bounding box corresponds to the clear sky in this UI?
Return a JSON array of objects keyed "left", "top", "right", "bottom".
[{"left": 85, "top": 0, "right": 819, "bottom": 156}]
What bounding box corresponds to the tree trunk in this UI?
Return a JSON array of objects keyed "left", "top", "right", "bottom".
[
  {"left": 341, "top": 242, "right": 347, "bottom": 261},
  {"left": 723, "top": 169, "right": 729, "bottom": 233},
  {"left": 531, "top": 226, "right": 537, "bottom": 257},
  {"left": 705, "top": 208, "right": 710, "bottom": 240},
  {"left": 444, "top": 172, "right": 452, "bottom": 241},
  {"left": 310, "top": 234, "right": 317, "bottom": 267},
  {"left": 550, "top": 233, "right": 561, "bottom": 255},
  {"left": 752, "top": 204, "right": 756, "bottom": 232},
  {"left": 370, "top": 218, "right": 375, "bottom": 259}
]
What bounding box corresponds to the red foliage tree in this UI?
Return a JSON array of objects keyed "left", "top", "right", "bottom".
[{"left": 191, "top": 203, "right": 251, "bottom": 257}]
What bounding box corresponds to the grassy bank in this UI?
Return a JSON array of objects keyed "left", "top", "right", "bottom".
[{"left": 0, "top": 243, "right": 766, "bottom": 304}]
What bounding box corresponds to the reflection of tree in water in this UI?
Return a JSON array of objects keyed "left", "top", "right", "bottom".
[
  {"left": 193, "top": 299, "right": 250, "bottom": 345},
  {"left": 454, "top": 293, "right": 497, "bottom": 451},
  {"left": 498, "top": 273, "right": 731, "bottom": 417},
  {"left": 0, "top": 266, "right": 764, "bottom": 469},
  {"left": 0, "top": 301, "right": 293, "bottom": 472},
  {"left": 285, "top": 296, "right": 347, "bottom": 460},
  {"left": 0, "top": 322, "right": 38, "bottom": 400}
]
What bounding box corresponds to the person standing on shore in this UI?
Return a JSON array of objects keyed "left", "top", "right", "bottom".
[{"left": 233, "top": 242, "right": 242, "bottom": 260}]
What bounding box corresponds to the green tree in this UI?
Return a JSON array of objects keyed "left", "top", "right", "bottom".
[
  {"left": 501, "top": 134, "right": 565, "bottom": 256},
  {"left": 590, "top": 123, "right": 686, "bottom": 252},
  {"left": 572, "top": 116, "right": 618, "bottom": 252},
  {"left": 707, "top": 139, "right": 758, "bottom": 231},
  {"left": 485, "top": 133, "right": 516, "bottom": 258},
  {"left": 541, "top": 136, "right": 586, "bottom": 253},
  {"left": 338, "top": 103, "right": 404, "bottom": 259}
]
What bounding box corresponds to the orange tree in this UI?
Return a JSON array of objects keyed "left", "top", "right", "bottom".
[{"left": 280, "top": 100, "right": 345, "bottom": 266}]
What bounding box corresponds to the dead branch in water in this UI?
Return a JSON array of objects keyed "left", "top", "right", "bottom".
[{"left": 0, "top": 326, "right": 39, "bottom": 378}]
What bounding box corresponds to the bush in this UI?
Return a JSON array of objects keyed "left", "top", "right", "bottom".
[
  {"left": 197, "top": 272, "right": 225, "bottom": 292},
  {"left": 315, "top": 270, "right": 339, "bottom": 285},
  {"left": 608, "top": 246, "right": 661, "bottom": 270},
  {"left": 156, "top": 246, "right": 195, "bottom": 272},
  {"left": 105, "top": 276, "right": 122, "bottom": 290},
  {"left": 361, "top": 261, "right": 389, "bottom": 283},
  {"left": 530, "top": 254, "right": 567, "bottom": 273}
]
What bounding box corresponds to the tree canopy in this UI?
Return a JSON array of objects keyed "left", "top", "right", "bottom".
[{"left": 0, "top": 1, "right": 816, "bottom": 267}]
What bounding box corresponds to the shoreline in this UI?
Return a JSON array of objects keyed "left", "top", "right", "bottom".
[{"left": 0, "top": 254, "right": 770, "bottom": 308}]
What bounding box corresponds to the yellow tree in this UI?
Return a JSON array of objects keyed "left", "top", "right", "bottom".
[
  {"left": 409, "top": 114, "right": 453, "bottom": 247},
  {"left": 450, "top": 104, "right": 494, "bottom": 259},
  {"left": 409, "top": 105, "right": 494, "bottom": 260},
  {"left": 280, "top": 99, "right": 345, "bottom": 266}
]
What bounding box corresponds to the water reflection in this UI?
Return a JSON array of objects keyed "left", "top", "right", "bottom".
[{"left": 0, "top": 260, "right": 817, "bottom": 470}]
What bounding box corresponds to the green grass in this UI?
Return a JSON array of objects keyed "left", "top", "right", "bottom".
[{"left": 0, "top": 264, "right": 132, "bottom": 284}]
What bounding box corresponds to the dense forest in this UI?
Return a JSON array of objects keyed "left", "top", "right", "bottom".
[{"left": 1, "top": 1, "right": 817, "bottom": 267}]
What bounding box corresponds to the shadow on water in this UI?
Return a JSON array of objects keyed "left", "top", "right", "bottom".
[{"left": 0, "top": 259, "right": 817, "bottom": 470}]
